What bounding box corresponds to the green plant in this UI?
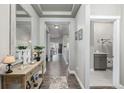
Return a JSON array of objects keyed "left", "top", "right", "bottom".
[
  {"left": 34, "top": 46, "right": 45, "bottom": 51},
  {"left": 34, "top": 46, "right": 45, "bottom": 55},
  {"left": 17, "top": 46, "right": 27, "bottom": 50},
  {"left": 33, "top": 46, "right": 45, "bottom": 61}
]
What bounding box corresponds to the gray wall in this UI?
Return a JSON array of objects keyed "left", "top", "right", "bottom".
[{"left": 94, "top": 22, "right": 113, "bottom": 58}]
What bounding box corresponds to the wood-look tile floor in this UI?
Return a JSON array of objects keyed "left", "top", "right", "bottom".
[
  {"left": 40, "top": 54, "right": 81, "bottom": 89},
  {"left": 90, "top": 70, "right": 113, "bottom": 86}
]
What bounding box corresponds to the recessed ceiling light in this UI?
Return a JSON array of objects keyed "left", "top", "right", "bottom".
[{"left": 54, "top": 25, "right": 59, "bottom": 29}]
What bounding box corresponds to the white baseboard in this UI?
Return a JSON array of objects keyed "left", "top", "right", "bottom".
[
  {"left": 43, "top": 67, "right": 46, "bottom": 74},
  {"left": 68, "top": 68, "right": 75, "bottom": 74},
  {"left": 117, "top": 84, "right": 124, "bottom": 89},
  {"left": 68, "top": 68, "right": 84, "bottom": 89}
]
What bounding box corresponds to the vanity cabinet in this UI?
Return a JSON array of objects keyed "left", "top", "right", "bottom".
[
  {"left": 94, "top": 54, "right": 107, "bottom": 70},
  {"left": 0, "top": 62, "right": 44, "bottom": 89}
]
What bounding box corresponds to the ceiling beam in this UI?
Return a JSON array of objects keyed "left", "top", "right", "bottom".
[
  {"left": 31, "top": 4, "right": 43, "bottom": 17},
  {"left": 71, "top": 4, "right": 81, "bottom": 17}
]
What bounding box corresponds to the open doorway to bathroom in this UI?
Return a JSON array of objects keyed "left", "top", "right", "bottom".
[
  {"left": 89, "top": 16, "right": 120, "bottom": 89},
  {"left": 90, "top": 21, "right": 113, "bottom": 88}
]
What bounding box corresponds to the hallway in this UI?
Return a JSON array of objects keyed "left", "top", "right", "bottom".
[{"left": 40, "top": 54, "right": 81, "bottom": 89}]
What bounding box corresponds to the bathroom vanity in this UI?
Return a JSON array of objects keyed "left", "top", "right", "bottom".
[
  {"left": 0, "top": 61, "right": 44, "bottom": 89},
  {"left": 94, "top": 53, "right": 107, "bottom": 70}
]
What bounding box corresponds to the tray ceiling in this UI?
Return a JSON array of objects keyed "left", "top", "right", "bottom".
[{"left": 32, "top": 4, "right": 81, "bottom": 18}]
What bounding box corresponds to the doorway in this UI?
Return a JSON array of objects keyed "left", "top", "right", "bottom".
[
  {"left": 45, "top": 21, "right": 70, "bottom": 63},
  {"left": 89, "top": 16, "right": 120, "bottom": 88}
]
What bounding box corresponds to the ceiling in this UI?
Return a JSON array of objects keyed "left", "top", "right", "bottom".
[
  {"left": 41, "top": 4, "right": 73, "bottom": 11},
  {"left": 46, "top": 22, "right": 69, "bottom": 42},
  {"left": 32, "top": 4, "right": 81, "bottom": 18},
  {"left": 16, "top": 4, "right": 30, "bottom": 17}
]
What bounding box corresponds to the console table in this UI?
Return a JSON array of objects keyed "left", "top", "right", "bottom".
[{"left": 0, "top": 62, "right": 44, "bottom": 89}]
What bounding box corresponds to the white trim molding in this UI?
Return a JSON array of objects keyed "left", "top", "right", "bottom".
[{"left": 90, "top": 15, "right": 120, "bottom": 21}]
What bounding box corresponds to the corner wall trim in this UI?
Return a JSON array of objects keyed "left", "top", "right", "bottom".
[
  {"left": 68, "top": 68, "right": 84, "bottom": 89},
  {"left": 44, "top": 67, "right": 46, "bottom": 74}
]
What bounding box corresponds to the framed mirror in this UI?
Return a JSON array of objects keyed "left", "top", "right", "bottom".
[{"left": 15, "top": 4, "right": 32, "bottom": 64}]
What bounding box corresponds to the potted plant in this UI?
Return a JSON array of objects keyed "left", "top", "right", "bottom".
[
  {"left": 34, "top": 46, "right": 45, "bottom": 61},
  {"left": 17, "top": 46, "right": 27, "bottom": 50}
]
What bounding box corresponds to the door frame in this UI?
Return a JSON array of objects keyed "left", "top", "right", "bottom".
[{"left": 88, "top": 15, "right": 120, "bottom": 88}]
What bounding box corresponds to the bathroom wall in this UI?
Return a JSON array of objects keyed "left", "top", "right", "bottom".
[{"left": 94, "top": 22, "right": 113, "bottom": 58}]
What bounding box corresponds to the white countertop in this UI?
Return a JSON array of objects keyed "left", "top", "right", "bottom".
[{"left": 94, "top": 52, "right": 108, "bottom": 54}]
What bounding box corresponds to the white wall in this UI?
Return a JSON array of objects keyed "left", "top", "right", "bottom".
[
  {"left": 120, "top": 5, "right": 124, "bottom": 86},
  {"left": 11, "top": 4, "right": 16, "bottom": 55},
  {"left": 0, "top": 4, "right": 10, "bottom": 89},
  {"left": 0, "top": 5, "right": 10, "bottom": 58},
  {"left": 91, "top": 5, "right": 121, "bottom": 16},
  {"left": 94, "top": 22, "right": 113, "bottom": 57},
  {"left": 75, "top": 5, "right": 90, "bottom": 88}
]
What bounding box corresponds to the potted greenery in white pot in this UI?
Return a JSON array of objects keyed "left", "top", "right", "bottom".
[
  {"left": 17, "top": 46, "right": 28, "bottom": 50},
  {"left": 33, "top": 46, "right": 45, "bottom": 61},
  {"left": 16, "top": 45, "right": 28, "bottom": 65}
]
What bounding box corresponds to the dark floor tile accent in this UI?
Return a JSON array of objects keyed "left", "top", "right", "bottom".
[
  {"left": 90, "top": 86, "right": 116, "bottom": 89},
  {"left": 40, "top": 75, "right": 50, "bottom": 89},
  {"left": 40, "top": 55, "right": 81, "bottom": 89},
  {"left": 67, "top": 74, "right": 81, "bottom": 89}
]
